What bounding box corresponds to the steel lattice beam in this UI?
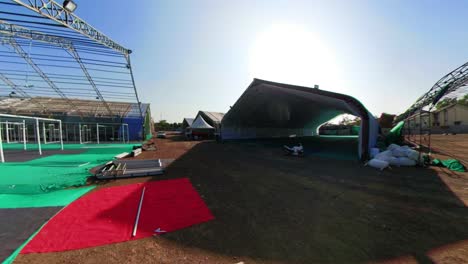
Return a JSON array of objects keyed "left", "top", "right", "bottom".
[
  {"left": 0, "top": 19, "right": 73, "bottom": 49},
  {"left": 0, "top": 20, "right": 115, "bottom": 117},
  {"left": 67, "top": 47, "right": 115, "bottom": 117},
  {"left": 0, "top": 73, "right": 49, "bottom": 112},
  {"left": 6, "top": 37, "right": 85, "bottom": 117},
  {"left": 397, "top": 61, "right": 468, "bottom": 121},
  {"left": 11, "top": 0, "right": 130, "bottom": 55}
]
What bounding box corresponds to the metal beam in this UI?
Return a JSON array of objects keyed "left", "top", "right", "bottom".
[
  {"left": 0, "top": 73, "right": 49, "bottom": 112},
  {"left": 397, "top": 61, "right": 468, "bottom": 121},
  {"left": 11, "top": 0, "right": 130, "bottom": 55},
  {"left": 0, "top": 19, "right": 73, "bottom": 49},
  {"left": 67, "top": 47, "right": 114, "bottom": 117},
  {"left": 1, "top": 21, "right": 120, "bottom": 117},
  {"left": 6, "top": 37, "right": 85, "bottom": 117},
  {"left": 125, "top": 54, "right": 144, "bottom": 120},
  {"left": 0, "top": 20, "right": 116, "bottom": 117}
]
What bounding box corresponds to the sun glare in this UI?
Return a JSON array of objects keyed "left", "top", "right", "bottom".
[{"left": 249, "top": 24, "right": 342, "bottom": 90}]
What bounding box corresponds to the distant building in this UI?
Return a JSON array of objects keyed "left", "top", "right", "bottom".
[
  {"left": 0, "top": 96, "right": 152, "bottom": 141},
  {"left": 432, "top": 103, "right": 468, "bottom": 133},
  {"left": 405, "top": 103, "right": 468, "bottom": 134}
]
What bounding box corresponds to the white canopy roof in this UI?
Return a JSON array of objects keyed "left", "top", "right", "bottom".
[{"left": 191, "top": 115, "right": 214, "bottom": 129}]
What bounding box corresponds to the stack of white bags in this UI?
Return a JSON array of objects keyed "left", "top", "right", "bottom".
[{"left": 367, "top": 144, "right": 419, "bottom": 170}]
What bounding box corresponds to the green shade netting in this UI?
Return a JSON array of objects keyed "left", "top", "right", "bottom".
[
  {"left": 0, "top": 144, "right": 137, "bottom": 195},
  {"left": 432, "top": 159, "right": 466, "bottom": 172},
  {"left": 385, "top": 121, "right": 405, "bottom": 146},
  {"left": 0, "top": 186, "right": 94, "bottom": 208}
]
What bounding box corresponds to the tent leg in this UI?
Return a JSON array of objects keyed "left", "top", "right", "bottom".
[
  {"left": 79, "top": 123, "right": 82, "bottom": 144},
  {"left": 36, "top": 119, "right": 42, "bottom": 155},
  {"left": 96, "top": 123, "right": 99, "bottom": 144},
  {"left": 23, "top": 120, "right": 27, "bottom": 150},
  {"left": 42, "top": 122, "right": 46, "bottom": 144},
  {"left": 121, "top": 124, "right": 124, "bottom": 143},
  {"left": 5, "top": 121, "right": 9, "bottom": 143},
  {"left": 0, "top": 121, "right": 4, "bottom": 163},
  {"left": 59, "top": 120, "right": 64, "bottom": 150},
  {"left": 127, "top": 124, "right": 129, "bottom": 143}
]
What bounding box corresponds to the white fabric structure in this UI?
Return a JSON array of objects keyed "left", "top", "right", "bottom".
[
  {"left": 221, "top": 79, "right": 379, "bottom": 159},
  {"left": 191, "top": 115, "right": 214, "bottom": 129}
]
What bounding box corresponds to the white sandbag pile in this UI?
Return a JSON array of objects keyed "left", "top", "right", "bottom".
[{"left": 367, "top": 144, "right": 419, "bottom": 170}]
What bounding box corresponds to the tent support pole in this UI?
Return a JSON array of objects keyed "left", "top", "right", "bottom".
[
  {"left": 121, "top": 124, "right": 124, "bottom": 143},
  {"left": 127, "top": 124, "right": 129, "bottom": 143},
  {"left": 96, "top": 123, "right": 99, "bottom": 144},
  {"left": 5, "top": 121, "right": 9, "bottom": 143},
  {"left": 79, "top": 123, "right": 82, "bottom": 144},
  {"left": 36, "top": 118, "right": 42, "bottom": 155},
  {"left": 23, "top": 120, "right": 27, "bottom": 150},
  {"left": 42, "top": 122, "right": 46, "bottom": 144},
  {"left": 0, "top": 121, "right": 4, "bottom": 163},
  {"left": 59, "top": 120, "right": 64, "bottom": 150}
]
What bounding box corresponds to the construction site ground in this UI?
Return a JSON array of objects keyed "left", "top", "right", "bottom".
[{"left": 15, "top": 135, "right": 468, "bottom": 264}]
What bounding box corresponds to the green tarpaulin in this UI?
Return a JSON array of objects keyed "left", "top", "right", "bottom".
[
  {"left": 385, "top": 121, "right": 405, "bottom": 146},
  {"left": 0, "top": 144, "right": 136, "bottom": 197},
  {"left": 432, "top": 159, "right": 466, "bottom": 172},
  {"left": 0, "top": 186, "right": 94, "bottom": 209}
]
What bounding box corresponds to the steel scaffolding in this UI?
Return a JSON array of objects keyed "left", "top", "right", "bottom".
[{"left": 0, "top": 0, "right": 143, "bottom": 120}]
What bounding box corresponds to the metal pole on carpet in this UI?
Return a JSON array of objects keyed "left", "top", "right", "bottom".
[
  {"left": 0, "top": 121, "right": 4, "bottom": 163},
  {"left": 59, "top": 120, "right": 64, "bottom": 150},
  {"left": 23, "top": 120, "right": 27, "bottom": 150},
  {"left": 132, "top": 186, "right": 146, "bottom": 237},
  {"left": 35, "top": 118, "right": 42, "bottom": 155}
]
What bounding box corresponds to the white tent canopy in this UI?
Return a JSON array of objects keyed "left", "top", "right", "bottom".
[{"left": 191, "top": 115, "right": 214, "bottom": 129}]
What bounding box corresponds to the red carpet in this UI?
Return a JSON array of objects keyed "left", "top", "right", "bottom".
[{"left": 22, "top": 178, "right": 214, "bottom": 253}]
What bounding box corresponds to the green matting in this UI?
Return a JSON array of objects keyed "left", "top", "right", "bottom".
[
  {"left": 0, "top": 186, "right": 94, "bottom": 209},
  {"left": 0, "top": 144, "right": 138, "bottom": 196}
]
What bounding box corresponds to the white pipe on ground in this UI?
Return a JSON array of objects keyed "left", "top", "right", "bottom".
[{"left": 132, "top": 186, "right": 146, "bottom": 237}]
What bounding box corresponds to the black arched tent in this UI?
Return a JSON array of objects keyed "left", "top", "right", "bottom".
[{"left": 221, "top": 79, "right": 379, "bottom": 159}]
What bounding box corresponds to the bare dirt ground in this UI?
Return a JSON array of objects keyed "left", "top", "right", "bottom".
[
  {"left": 406, "top": 134, "right": 468, "bottom": 206},
  {"left": 15, "top": 135, "right": 468, "bottom": 264}
]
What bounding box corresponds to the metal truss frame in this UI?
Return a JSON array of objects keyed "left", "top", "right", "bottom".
[
  {"left": 397, "top": 61, "right": 468, "bottom": 122},
  {"left": 6, "top": 37, "right": 86, "bottom": 116},
  {"left": 0, "top": 72, "right": 49, "bottom": 112},
  {"left": 0, "top": 0, "right": 144, "bottom": 127},
  {"left": 11, "top": 0, "right": 131, "bottom": 55},
  {"left": 0, "top": 19, "right": 119, "bottom": 117}
]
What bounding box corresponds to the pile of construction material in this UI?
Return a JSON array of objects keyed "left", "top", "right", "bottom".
[
  {"left": 142, "top": 138, "right": 157, "bottom": 151},
  {"left": 367, "top": 144, "right": 420, "bottom": 170}
]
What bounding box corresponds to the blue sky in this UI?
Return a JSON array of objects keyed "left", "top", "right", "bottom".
[{"left": 76, "top": 0, "right": 468, "bottom": 122}]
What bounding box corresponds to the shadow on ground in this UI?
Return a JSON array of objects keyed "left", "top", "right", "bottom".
[{"left": 157, "top": 140, "right": 468, "bottom": 263}]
